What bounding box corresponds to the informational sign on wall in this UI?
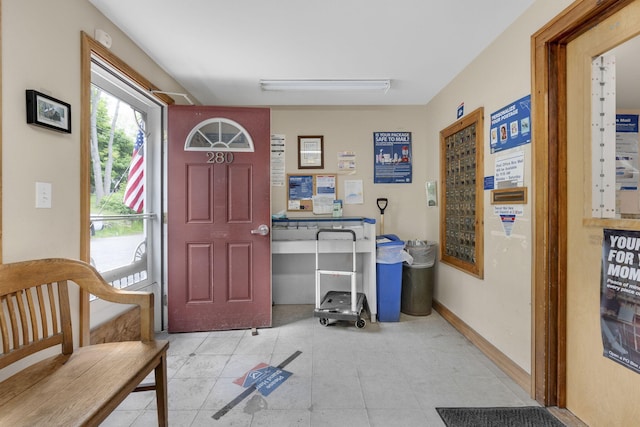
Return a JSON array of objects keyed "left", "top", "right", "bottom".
[
  {"left": 344, "top": 179, "right": 364, "bottom": 204},
  {"left": 500, "top": 214, "right": 516, "bottom": 236},
  {"left": 373, "top": 132, "right": 412, "bottom": 183},
  {"left": 601, "top": 228, "right": 640, "bottom": 374},
  {"left": 337, "top": 151, "right": 357, "bottom": 174},
  {"left": 615, "top": 114, "right": 640, "bottom": 216},
  {"left": 495, "top": 151, "right": 525, "bottom": 187},
  {"left": 286, "top": 173, "right": 337, "bottom": 213},
  {"left": 490, "top": 95, "right": 531, "bottom": 154},
  {"left": 270, "top": 134, "right": 286, "bottom": 187},
  {"left": 616, "top": 114, "right": 639, "bottom": 191}
]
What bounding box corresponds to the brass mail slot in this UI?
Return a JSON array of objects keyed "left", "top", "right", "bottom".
[{"left": 491, "top": 187, "right": 527, "bottom": 204}]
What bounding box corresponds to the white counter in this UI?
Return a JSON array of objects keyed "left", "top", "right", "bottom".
[{"left": 271, "top": 218, "right": 377, "bottom": 322}]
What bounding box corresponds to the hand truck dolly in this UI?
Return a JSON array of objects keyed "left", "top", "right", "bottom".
[{"left": 313, "top": 228, "right": 367, "bottom": 329}]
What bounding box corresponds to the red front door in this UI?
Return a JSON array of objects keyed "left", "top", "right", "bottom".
[{"left": 167, "top": 106, "right": 271, "bottom": 332}]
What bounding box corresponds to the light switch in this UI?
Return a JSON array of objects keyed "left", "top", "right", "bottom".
[{"left": 35, "top": 182, "right": 52, "bottom": 208}]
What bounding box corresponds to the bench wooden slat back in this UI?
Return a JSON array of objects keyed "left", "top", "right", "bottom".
[
  {"left": 0, "top": 258, "right": 151, "bottom": 371},
  {"left": 0, "top": 280, "right": 71, "bottom": 370},
  {"left": 0, "top": 258, "right": 168, "bottom": 426}
]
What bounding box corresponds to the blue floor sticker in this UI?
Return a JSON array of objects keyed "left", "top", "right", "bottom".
[
  {"left": 214, "top": 351, "right": 301, "bottom": 420},
  {"left": 235, "top": 363, "right": 293, "bottom": 396}
]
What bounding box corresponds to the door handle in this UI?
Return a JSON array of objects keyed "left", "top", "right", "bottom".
[{"left": 251, "top": 224, "right": 270, "bottom": 236}]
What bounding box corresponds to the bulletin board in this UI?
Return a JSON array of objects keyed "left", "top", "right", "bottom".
[
  {"left": 439, "top": 107, "right": 484, "bottom": 279},
  {"left": 287, "top": 174, "right": 337, "bottom": 213}
]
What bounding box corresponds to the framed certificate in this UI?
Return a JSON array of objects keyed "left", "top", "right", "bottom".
[{"left": 298, "top": 135, "right": 324, "bottom": 169}]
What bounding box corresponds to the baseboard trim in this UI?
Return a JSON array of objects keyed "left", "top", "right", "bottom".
[{"left": 432, "top": 300, "right": 531, "bottom": 395}]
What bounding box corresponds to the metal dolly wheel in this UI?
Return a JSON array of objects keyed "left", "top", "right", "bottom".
[{"left": 313, "top": 228, "right": 367, "bottom": 329}]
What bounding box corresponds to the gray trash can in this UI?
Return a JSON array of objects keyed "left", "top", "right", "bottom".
[{"left": 401, "top": 241, "right": 436, "bottom": 316}]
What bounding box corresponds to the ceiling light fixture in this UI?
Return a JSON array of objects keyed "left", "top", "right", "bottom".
[{"left": 259, "top": 79, "right": 391, "bottom": 92}]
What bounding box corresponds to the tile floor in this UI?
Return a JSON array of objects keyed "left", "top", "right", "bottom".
[{"left": 103, "top": 305, "right": 542, "bottom": 426}]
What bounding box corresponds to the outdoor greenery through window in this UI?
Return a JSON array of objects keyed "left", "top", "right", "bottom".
[{"left": 89, "top": 83, "right": 148, "bottom": 289}]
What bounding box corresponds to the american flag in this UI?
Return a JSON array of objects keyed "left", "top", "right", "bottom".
[{"left": 123, "top": 129, "right": 144, "bottom": 213}]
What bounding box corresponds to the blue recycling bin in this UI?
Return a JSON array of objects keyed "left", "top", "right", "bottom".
[{"left": 376, "top": 234, "right": 405, "bottom": 322}]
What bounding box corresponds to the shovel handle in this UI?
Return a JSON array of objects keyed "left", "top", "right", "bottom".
[{"left": 377, "top": 198, "right": 388, "bottom": 214}]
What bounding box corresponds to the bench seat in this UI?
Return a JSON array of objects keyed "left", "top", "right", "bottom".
[
  {"left": 0, "top": 258, "right": 169, "bottom": 426},
  {"left": 0, "top": 340, "right": 168, "bottom": 426}
]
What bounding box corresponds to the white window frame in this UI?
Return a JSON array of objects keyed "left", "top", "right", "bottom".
[
  {"left": 184, "top": 117, "right": 254, "bottom": 152},
  {"left": 89, "top": 57, "right": 165, "bottom": 331}
]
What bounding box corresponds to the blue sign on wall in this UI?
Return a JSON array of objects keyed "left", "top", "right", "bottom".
[
  {"left": 616, "top": 114, "right": 639, "bottom": 133},
  {"left": 288, "top": 175, "right": 313, "bottom": 200},
  {"left": 374, "top": 132, "right": 412, "bottom": 183},
  {"left": 484, "top": 176, "right": 495, "bottom": 190},
  {"left": 490, "top": 95, "right": 531, "bottom": 154}
]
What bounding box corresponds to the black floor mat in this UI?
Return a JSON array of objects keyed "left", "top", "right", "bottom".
[{"left": 436, "top": 406, "right": 566, "bottom": 427}]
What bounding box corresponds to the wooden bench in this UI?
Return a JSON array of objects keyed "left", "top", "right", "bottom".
[{"left": 0, "top": 258, "right": 169, "bottom": 426}]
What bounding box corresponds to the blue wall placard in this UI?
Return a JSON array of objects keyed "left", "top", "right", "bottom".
[
  {"left": 484, "top": 176, "right": 495, "bottom": 190},
  {"left": 288, "top": 175, "right": 313, "bottom": 200},
  {"left": 490, "top": 95, "right": 531, "bottom": 154},
  {"left": 616, "top": 114, "right": 639, "bottom": 133},
  {"left": 374, "top": 132, "right": 412, "bottom": 184}
]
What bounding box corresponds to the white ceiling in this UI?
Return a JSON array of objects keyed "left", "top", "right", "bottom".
[
  {"left": 89, "top": 0, "right": 535, "bottom": 106},
  {"left": 610, "top": 35, "right": 640, "bottom": 110}
]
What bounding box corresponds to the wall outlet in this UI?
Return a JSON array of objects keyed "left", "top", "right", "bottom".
[{"left": 35, "top": 182, "right": 52, "bottom": 208}]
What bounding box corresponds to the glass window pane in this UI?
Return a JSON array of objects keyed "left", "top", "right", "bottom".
[
  {"left": 89, "top": 84, "right": 148, "bottom": 290},
  {"left": 185, "top": 118, "right": 254, "bottom": 151},
  {"left": 589, "top": 36, "right": 640, "bottom": 220}
]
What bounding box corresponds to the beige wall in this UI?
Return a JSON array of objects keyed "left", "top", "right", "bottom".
[
  {"left": 1, "top": 0, "right": 593, "bottom": 394},
  {"left": 2, "top": 0, "right": 189, "bottom": 264},
  {"left": 1, "top": 0, "right": 188, "bottom": 377},
  {"left": 271, "top": 106, "right": 430, "bottom": 239},
  {"left": 271, "top": 1, "right": 572, "bottom": 374},
  {"left": 422, "top": 0, "right": 573, "bottom": 372}
]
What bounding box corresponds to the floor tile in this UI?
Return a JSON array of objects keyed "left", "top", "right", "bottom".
[
  {"left": 309, "top": 408, "right": 370, "bottom": 427},
  {"left": 165, "top": 377, "right": 217, "bottom": 411},
  {"left": 173, "top": 354, "right": 230, "bottom": 379},
  {"left": 102, "top": 410, "right": 143, "bottom": 427},
  {"left": 197, "top": 336, "right": 242, "bottom": 355},
  {"left": 311, "top": 375, "right": 365, "bottom": 409},
  {"left": 250, "top": 409, "right": 310, "bottom": 426},
  {"left": 360, "top": 376, "right": 420, "bottom": 409},
  {"left": 109, "top": 306, "right": 544, "bottom": 426},
  {"left": 368, "top": 408, "right": 436, "bottom": 427},
  {"left": 132, "top": 410, "right": 197, "bottom": 427}
]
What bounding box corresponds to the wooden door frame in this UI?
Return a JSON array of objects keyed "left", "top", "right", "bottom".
[
  {"left": 79, "top": 32, "right": 174, "bottom": 345},
  {"left": 532, "top": 0, "right": 635, "bottom": 406}
]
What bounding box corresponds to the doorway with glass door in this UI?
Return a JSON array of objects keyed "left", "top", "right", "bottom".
[{"left": 88, "top": 59, "right": 164, "bottom": 330}]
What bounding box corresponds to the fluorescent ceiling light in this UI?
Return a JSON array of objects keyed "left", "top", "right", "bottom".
[{"left": 259, "top": 79, "right": 391, "bottom": 92}]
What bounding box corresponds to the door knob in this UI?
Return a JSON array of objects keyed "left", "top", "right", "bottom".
[{"left": 251, "top": 224, "right": 269, "bottom": 236}]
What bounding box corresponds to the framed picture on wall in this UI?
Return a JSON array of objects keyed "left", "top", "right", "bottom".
[
  {"left": 26, "top": 89, "right": 72, "bottom": 133},
  {"left": 298, "top": 135, "right": 324, "bottom": 169}
]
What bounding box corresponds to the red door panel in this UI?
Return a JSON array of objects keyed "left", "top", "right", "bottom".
[
  {"left": 228, "top": 164, "right": 252, "bottom": 221},
  {"left": 167, "top": 106, "right": 271, "bottom": 332}
]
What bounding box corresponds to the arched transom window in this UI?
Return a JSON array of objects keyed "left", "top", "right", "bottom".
[{"left": 184, "top": 117, "right": 254, "bottom": 152}]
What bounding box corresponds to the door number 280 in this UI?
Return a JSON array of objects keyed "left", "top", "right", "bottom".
[{"left": 206, "top": 152, "right": 234, "bottom": 164}]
